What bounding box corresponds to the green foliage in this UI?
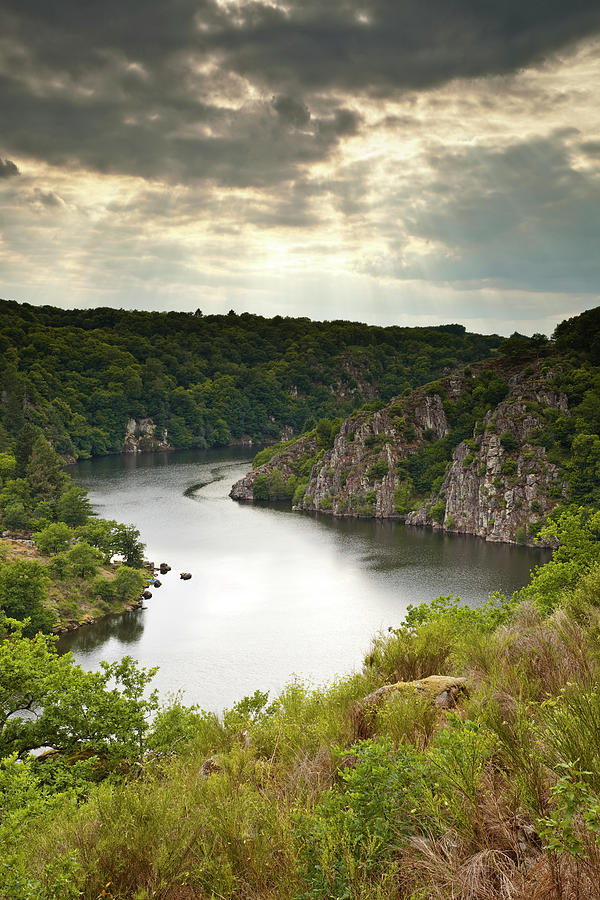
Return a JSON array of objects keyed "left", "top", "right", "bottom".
[
  {"left": 430, "top": 500, "right": 446, "bottom": 524},
  {"left": 0, "top": 628, "right": 158, "bottom": 761},
  {"left": 0, "top": 299, "right": 501, "bottom": 458},
  {"left": 112, "top": 523, "right": 145, "bottom": 568},
  {"left": 367, "top": 460, "right": 389, "bottom": 479},
  {"left": 394, "top": 480, "right": 413, "bottom": 514},
  {"left": 499, "top": 431, "right": 519, "bottom": 452},
  {"left": 66, "top": 541, "right": 103, "bottom": 579},
  {"left": 520, "top": 507, "right": 600, "bottom": 612},
  {"left": 501, "top": 458, "right": 518, "bottom": 476},
  {"left": 147, "top": 701, "right": 226, "bottom": 757},
  {"left": 569, "top": 433, "right": 600, "bottom": 503},
  {"left": 33, "top": 522, "right": 73, "bottom": 555},
  {"left": 296, "top": 739, "right": 426, "bottom": 897},
  {"left": 110, "top": 566, "right": 146, "bottom": 601},
  {"left": 0, "top": 559, "right": 55, "bottom": 634},
  {"left": 252, "top": 473, "right": 269, "bottom": 500},
  {"left": 374, "top": 690, "right": 439, "bottom": 749},
  {"left": 56, "top": 486, "right": 91, "bottom": 527},
  {"left": 26, "top": 436, "right": 66, "bottom": 501},
  {"left": 0, "top": 453, "right": 16, "bottom": 482}
]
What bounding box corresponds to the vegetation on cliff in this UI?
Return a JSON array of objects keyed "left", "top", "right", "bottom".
[
  {"left": 2, "top": 510, "right": 600, "bottom": 898},
  {"left": 0, "top": 298, "right": 499, "bottom": 457},
  {"left": 231, "top": 306, "right": 600, "bottom": 545}
]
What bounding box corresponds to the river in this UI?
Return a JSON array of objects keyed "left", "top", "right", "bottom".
[{"left": 60, "top": 448, "right": 548, "bottom": 712}]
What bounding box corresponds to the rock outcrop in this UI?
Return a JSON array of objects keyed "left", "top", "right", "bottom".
[
  {"left": 123, "top": 418, "right": 171, "bottom": 453},
  {"left": 230, "top": 358, "right": 569, "bottom": 546},
  {"left": 352, "top": 675, "right": 469, "bottom": 738},
  {"left": 230, "top": 432, "right": 320, "bottom": 502},
  {"left": 406, "top": 382, "right": 567, "bottom": 543}
]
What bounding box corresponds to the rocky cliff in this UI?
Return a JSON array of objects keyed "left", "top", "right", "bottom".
[
  {"left": 230, "top": 359, "right": 569, "bottom": 546},
  {"left": 122, "top": 418, "right": 171, "bottom": 454}
]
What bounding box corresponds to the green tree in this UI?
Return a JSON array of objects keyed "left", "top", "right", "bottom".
[
  {"left": 111, "top": 566, "right": 146, "bottom": 601},
  {"left": 568, "top": 433, "right": 600, "bottom": 504},
  {"left": 0, "top": 560, "right": 55, "bottom": 635},
  {"left": 14, "top": 425, "right": 40, "bottom": 478},
  {"left": 33, "top": 523, "right": 73, "bottom": 555},
  {"left": 66, "top": 542, "right": 103, "bottom": 579},
  {"left": 77, "top": 518, "right": 118, "bottom": 563},
  {"left": 0, "top": 453, "right": 16, "bottom": 483},
  {"left": 26, "top": 437, "right": 66, "bottom": 501},
  {"left": 56, "top": 486, "right": 91, "bottom": 527},
  {"left": 112, "top": 524, "right": 145, "bottom": 568},
  {"left": 0, "top": 627, "right": 158, "bottom": 761}
]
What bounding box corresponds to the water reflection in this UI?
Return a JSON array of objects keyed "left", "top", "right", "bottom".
[
  {"left": 60, "top": 610, "right": 145, "bottom": 653},
  {"left": 62, "top": 448, "right": 549, "bottom": 711}
]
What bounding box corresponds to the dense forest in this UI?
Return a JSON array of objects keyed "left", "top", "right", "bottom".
[{"left": 0, "top": 298, "right": 500, "bottom": 458}]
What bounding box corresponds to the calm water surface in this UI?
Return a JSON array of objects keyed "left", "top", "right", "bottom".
[{"left": 60, "top": 448, "right": 548, "bottom": 711}]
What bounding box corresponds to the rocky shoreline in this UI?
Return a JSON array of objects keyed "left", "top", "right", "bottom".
[{"left": 230, "top": 359, "right": 568, "bottom": 548}]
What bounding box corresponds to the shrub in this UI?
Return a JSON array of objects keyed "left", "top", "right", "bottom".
[
  {"left": 430, "top": 500, "right": 446, "bottom": 524},
  {"left": 367, "top": 460, "right": 389, "bottom": 479},
  {"left": 374, "top": 690, "right": 439, "bottom": 749},
  {"left": 501, "top": 459, "right": 518, "bottom": 476},
  {"left": 500, "top": 431, "right": 519, "bottom": 453},
  {"left": 295, "top": 739, "right": 427, "bottom": 898}
]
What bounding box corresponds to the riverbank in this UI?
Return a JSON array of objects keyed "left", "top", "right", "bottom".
[{"left": 0, "top": 536, "right": 148, "bottom": 633}]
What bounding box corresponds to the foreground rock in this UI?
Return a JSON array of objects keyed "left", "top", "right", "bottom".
[{"left": 352, "top": 675, "right": 469, "bottom": 738}]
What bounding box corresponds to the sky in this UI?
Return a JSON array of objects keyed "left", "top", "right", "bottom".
[{"left": 1, "top": 1, "right": 600, "bottom": 336}]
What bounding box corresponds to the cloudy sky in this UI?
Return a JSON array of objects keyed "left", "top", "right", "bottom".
[{"left": 1, "top": 0, "right": 600, "bottom": 334}]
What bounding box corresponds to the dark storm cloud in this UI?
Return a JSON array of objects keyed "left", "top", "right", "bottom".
[
  {"left": 4, "top": 0, "right": 600, "bottom": 90},
  {"left": 0, "top": 157, "right": 19, "bottom": 178},
  {"left": 1, "top": 0, "right": 600, "bottom": 186}
]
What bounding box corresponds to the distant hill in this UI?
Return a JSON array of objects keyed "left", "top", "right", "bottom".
[{"left": 0, "top": 298, "right": 499, "bottom": 458}]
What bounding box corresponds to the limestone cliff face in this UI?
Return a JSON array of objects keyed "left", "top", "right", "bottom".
[
  {"left": 405, "top": 380, "right": 568, "bottom": 544},
  {"left": 229, "top": 361, "right": 570, "bottom": 546},
  {"left": 300, "top": 392, "right": 450, "bottom": 517},
  {"left": 122, "top": 418, "right": 171, "bottom": 453}
]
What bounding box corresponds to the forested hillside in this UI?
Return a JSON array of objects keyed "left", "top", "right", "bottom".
[
  {"left": 0, "top": 299, "right": 499, "bottom": 458},
  {"left": 231, "top": 306, "right": 600, "bottom": 543}
]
